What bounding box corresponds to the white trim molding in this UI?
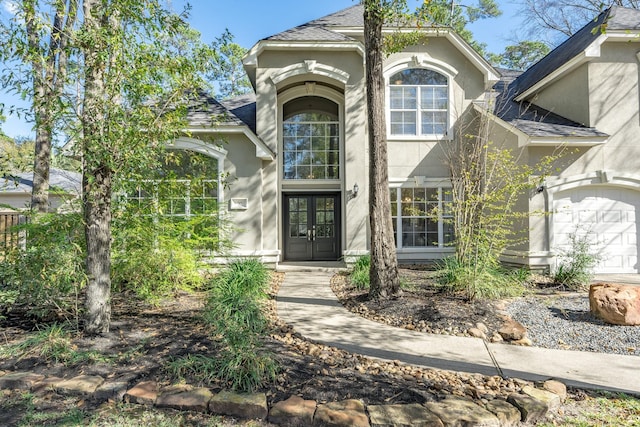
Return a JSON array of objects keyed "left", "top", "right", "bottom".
[
  {"left": 186, "top": 126, "right": 274, "bottom": 160},
  {"left": 270, "top": 61, "right": 351, "bottom": 86}
]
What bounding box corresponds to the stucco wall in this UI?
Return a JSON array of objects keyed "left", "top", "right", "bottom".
[{"left": 531, "top": 64, "right": 590, "bottom": 126}]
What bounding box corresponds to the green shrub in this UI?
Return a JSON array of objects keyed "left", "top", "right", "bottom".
[
  {"left": 0, "top": 213, "right": 86, "bottom": 322},
  {"left": 553, "top": 230, "right": 600, "bottom": 289},
  {"left": 350, "top": 255, "right": 370, "bottom": 289},
  {"left": 111, "top": 215, "right": 210, "bottom": 302},
  {"left": 438, "top": 256, "right": 527, "bottom": 300},
  {"left": 198, "top": 259, "right": 277, "bottom": 392}
]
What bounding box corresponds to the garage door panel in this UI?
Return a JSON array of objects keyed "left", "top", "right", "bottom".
[{"left": 553, "top": 186, "right": 640, "bottom": 274}]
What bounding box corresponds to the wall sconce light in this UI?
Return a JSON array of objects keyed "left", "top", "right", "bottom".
[
  {"left": 352, "top": 183, "right": 359, "bottom": 199},
  {"left": 535, "top": 185, "right": 545, "bottom": 194}
]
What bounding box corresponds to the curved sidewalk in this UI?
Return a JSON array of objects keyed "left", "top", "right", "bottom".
[{"left": 276, "top": 269, "right": 640, "bottom": 396}]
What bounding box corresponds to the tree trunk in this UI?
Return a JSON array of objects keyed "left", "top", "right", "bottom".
[
  {"left": 82, "top": 0, "right": 112, "bottom": 334},
  {"left": 364, "top": 1, "right": 400, "bottom": 299}
]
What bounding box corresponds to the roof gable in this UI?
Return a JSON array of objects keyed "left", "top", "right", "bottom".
[{"left": 513, "top": 6, "right": 640, "bottom": 100}]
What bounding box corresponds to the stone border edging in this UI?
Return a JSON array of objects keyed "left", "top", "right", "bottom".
[{"left": 0, "top": 369, "right": 568, "bottom": 426}]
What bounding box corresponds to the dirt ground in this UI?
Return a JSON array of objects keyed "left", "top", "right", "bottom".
[{"left": 0, "top": 269, "right": 638, "bottom": 426}]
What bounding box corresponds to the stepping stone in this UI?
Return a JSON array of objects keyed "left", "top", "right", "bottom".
[
  {"left": 314, "top": 399, "right": 370, "bottom": 427},
  {"left": 507, "top": 393, "right": 548, "bottom": 423},
  {"left": 93, "top": 374, "right": 139, "bottom": 402},
  {"left": 156, "top": 386, "right": 213, "bottom": 413},
  {"left": 210, "top": 390, "right": 268, "bottom": 420},
  {"left": 425, "top": 396, "right": 500, "bottom": 427},
  {"left": 125, "top": 380, "right": 158, "bottom": 405},
  {"left": 485, "top": 399, "right": 521, "bottom": 427},
  {"left": 55, "top": 375, "right": 104, "bottom": 395},
  {"left": 0, "top": 372, "right": 45, "bottom": 390},
  {"left": 367, "top": 403, "right": 443, "bottom": 427},
  {"left": 269, "top": 395, "right": 317, "bottom": 427},
  {"left": 32, "top": 376, "right": 64, "bottom": 393}
]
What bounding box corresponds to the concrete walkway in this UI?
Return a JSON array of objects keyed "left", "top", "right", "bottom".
[{"left": 276, "top": 268, "right": 640, "bottom": 396}]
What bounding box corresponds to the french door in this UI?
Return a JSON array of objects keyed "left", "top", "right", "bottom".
[{"left": 284, "top": 193, "right": 340, "bottom": 261}]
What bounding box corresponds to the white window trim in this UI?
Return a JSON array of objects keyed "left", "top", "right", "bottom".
[
  {"left": 384, "top": 57, "right": 457, "bottom": 141},
  {"left": 166, "top": 137, "right": 227, "bottom": 208},
  {"left": 390, "top": 179, "right": 454, "bottom": 252}
]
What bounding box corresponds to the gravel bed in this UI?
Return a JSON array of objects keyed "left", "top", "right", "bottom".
[{"left": 505, "top": 293, "right": 640, "bottom": 356}]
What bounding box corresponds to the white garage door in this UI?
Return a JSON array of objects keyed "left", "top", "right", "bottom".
[{"left": 553, "top": 186, "right": 640, "bottom": 273}]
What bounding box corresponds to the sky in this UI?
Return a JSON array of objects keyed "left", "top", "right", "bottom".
[{"left": 0, "top": 0, "right": 522, "bottom": 139}]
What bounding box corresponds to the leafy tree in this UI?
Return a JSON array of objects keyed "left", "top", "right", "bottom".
[
  {"left": 3, "top": 0, "right": 216, "bottom": 334},
  {"left": 489, "top": 40, "right": 551, "bottom": 70},
  {"left": 77, "top": 0, "right": 215, "bottom": 334},
  {"left": 1, "top": 0, "right": 77, "bottom": 212},
  {"left": 0, "top": 137, "right": 34, "bottom": 175},
  {"left": 517, "top": 0, "right": 640, "bottom": 44},
  {"left": 416, "top": 0, "right": 501, "bottom": 56},
  {"left": 209, "top": 29, "right": 252, "bottom": 100}
]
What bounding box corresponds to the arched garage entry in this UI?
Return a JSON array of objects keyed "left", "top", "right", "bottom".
[{"left": 553, "top": 185, "right": 640, "bottom": 273}]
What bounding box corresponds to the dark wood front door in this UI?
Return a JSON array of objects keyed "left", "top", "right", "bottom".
[{"left": 284, "top": 194, "right": 340, "bottom": 261}]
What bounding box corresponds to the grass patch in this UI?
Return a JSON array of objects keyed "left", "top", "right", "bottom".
[
  {"left": 539, "top": 390, "right": 640, "bottom": 427},
  {"left": 0, "top": 323, "right": 147, "bottom": 366},
  {"left": 437, "top": 257, "right": 528, "bottom": 300},
  {"left": 349, "top": 255, "right": 370, "bottom": 290}
]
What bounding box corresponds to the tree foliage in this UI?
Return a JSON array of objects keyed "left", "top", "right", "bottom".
[
  {"left": 208, "top": 29, "right": 252, "bottom": 100},
  {"left": 416, "top": 0, "right": 501, "bottom": 55},
  {"left": 489, "top": 40, "right": 551, "bottom": 70},
  {"left": 517, "top": 0, "right": 640, "bottom": 44}
]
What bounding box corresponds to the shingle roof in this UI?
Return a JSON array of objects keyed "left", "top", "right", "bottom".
[
  {"left": 185, "top": 91, "right": 247, "bottom": 128},
  {"left": 512, "top": 6, "right": 640, "bottom": 98},
  {"left": 265, "top": 5, "right": 363, "bottom": 42},
  {"left": 492, "top": 80, "right": 608, "bottom": 138},
  {"left": 0, "top": 168, "right": 81, "bottom": 195},
  {"left": 222, "top": 94, "right": 257, "bottom": 134}
]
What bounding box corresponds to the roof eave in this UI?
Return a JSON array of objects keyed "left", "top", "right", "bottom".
[{"left": 186, "top": 125, "right": 274, "bottom": 161}]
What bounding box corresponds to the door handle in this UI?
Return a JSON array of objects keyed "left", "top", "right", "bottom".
[
  {"left": 312, "top": 226, "right": 316, "bottom": 241},
  {"left": 307, "top": 229, "right": 312, "bottom": 241}
]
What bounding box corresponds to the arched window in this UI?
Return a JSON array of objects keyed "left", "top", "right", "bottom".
[
  {"left": 389, "top": 68, "right": 448, "bottom": 136},
  {"left": 282, "top": 96, "right": 340, "bottom": 180},
  {"left": 127, "top": 150, "right": 219, "bottom": 217}
]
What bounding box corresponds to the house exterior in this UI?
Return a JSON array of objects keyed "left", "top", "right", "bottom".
[
  {"left": 177, "top": 5, "right": 640, "bottom": 274},
  {"left": 0, "top": 168, "right": 81, "bottom": 212}
]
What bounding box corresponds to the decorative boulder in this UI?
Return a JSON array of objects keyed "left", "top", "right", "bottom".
[{"left": 589, "top": 283, "right": 640, "bottom": 326}]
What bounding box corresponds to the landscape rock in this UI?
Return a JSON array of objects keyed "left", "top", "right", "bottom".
[
  {"left": 498, "top": 319, "right": 527, "bottom": 341},
  {"left": 476, "top": 322, "right": 489, "bottom": 334},
  {"left": 589, "top": 283, "right": 640, "bottom": 326},
  {"left": 31, "top": 376, "right": 64, "bottom": 393},
  {"left": 55, "top": 375, "right": 104, "bottom": 395},
  {"left": 507, "top": 393, "right": 548, "bottom": 423},
  {"left": 512, "top": 337, "right": 533, "bottom": 346},
  {"left": 425, "top": 395, "right": 500, "bottom": 427},
  {"left": 485, "top": 399, "right": 521, "bottom": 426},
  {"left": 467, "top": 327, "right": 487, "bottom": 339},
  {"left": 125, "top": 380, "right": 158, "bottom": 405},
  {"left": 543, "top": 380, "right": 567, "bottom": 402},
  {"left": 490, "top": 333, "right": 503, "bottom": 343},
  {"left": 522, "top": 385, "right": 561, "bottom": 411},
  {"left": 210, "top": 390, "right": 268, "bottom": 420},
  {"left": 367, "top": 403, "right": 443, "bottom": 427},
  {"left": 0, "top": 372, "right": 45, "bottom": 390},
  {"left": 156, "top": 386, "right": 213, "bottom": 412},
  {"left": 269, "top": 395, "right": 317, "bottom": 427},
  {"left": 314, "top": 399, "right": 369, "bottom": 427}
]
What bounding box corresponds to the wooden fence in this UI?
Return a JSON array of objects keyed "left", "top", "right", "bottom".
[{"left": 0, "top": 213, "right": 26, "bottom": 255}]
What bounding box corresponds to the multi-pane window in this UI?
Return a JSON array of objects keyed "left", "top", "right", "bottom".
[
  {"left": 389, "top": 68, "right": 448, "bottom": 136},
  {"left": 126, "top": 150, "right": 218, "bottom": 217},
  {"left": 283, "top": 112, "right": 340, "bottom": 180},
  {"left": 390, "top": 187, "right": 453, "bottom": 248}
]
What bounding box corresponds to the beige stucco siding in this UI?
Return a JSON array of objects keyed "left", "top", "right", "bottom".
[
  {"left": 219, "top": 134, "right": 273, "bottom": 254},
  {"left": 531, "top": 64, "right": 590, "bottom": 126}
]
